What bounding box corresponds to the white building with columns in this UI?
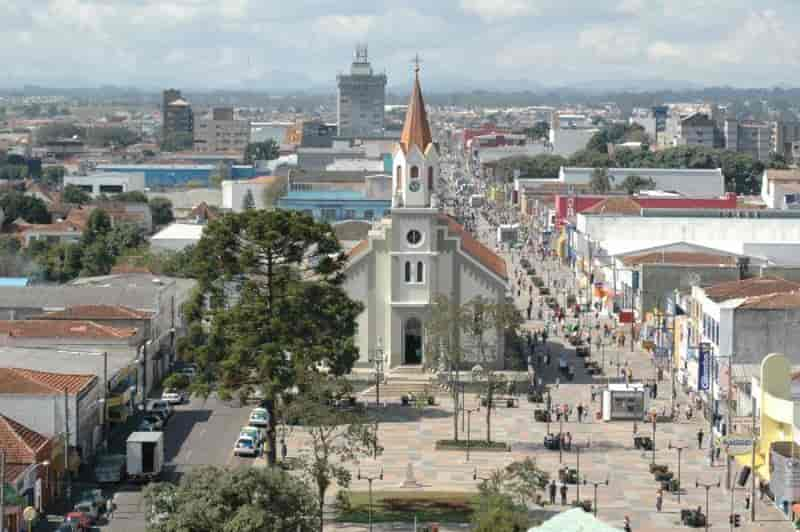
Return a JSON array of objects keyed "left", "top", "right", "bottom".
[{"left": 342, "top": 69, "right": 509, "bottom": 369}]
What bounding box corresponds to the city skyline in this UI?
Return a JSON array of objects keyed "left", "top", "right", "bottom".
[{"left": 4, "top": 1, "right": 800, "bottom": 91}]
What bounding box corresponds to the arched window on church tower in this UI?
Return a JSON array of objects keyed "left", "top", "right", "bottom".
[
  {"left": 404, "top": 261, "right": 411, "bottom": 282},
  {"left": 396, "top": 166, "right": 403, "bottom": 191},
  {"left": 417, "top": 261, "right": 424, "bottom": 283},
  {"left": 427, "top": 166, "right": 434, "bottom": 192},
  {"left": 410, "top": 166, "right": 419, "bottom": 179}
]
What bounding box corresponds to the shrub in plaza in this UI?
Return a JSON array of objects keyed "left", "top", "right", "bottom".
[{"left": 435, "top": 439, "right": 510, "bottom": 451}]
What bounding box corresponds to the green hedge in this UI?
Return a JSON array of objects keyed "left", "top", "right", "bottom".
[{"left": 435, "top": 439, "right": 510, "bottom": 451}]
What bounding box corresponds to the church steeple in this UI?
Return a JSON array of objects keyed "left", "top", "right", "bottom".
[
  {"left": 399, "top": 64, "right": 433, "bottom": 154},
  {"left": 392, "top": 62, "right": 438, "bottom": 209}
]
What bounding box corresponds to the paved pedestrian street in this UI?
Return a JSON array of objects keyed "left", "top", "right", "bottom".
[{"left": 317, "top": 210, "right": 793, "bottom": 532}]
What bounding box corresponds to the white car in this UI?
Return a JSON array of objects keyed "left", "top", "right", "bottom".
[
  {"left": 233, "top": 436, "right": 258, "bottom": 457},
  {"left": 248, "top": 408, "right": 269, "bottom": 428},
  {"left": 161, "top": 389, "right": 186, "bottom": 405},
  {"left": 239, "top": 426, "right": 263, "bottom": 447}
]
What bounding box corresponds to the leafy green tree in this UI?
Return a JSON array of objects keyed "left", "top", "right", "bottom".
[
  {"left": 148, "top": 197, "right": 174, "bottom": 226},
  {"left": 41, "top": 243, "right": 83, "bottom": 283},
  {"left": 184, "top": 209, "right": 363, "bottom": 466},
  {"left": 112, "top": 191, "right": 149, "bottom": 203},
  {"left": 0, "top": 191, "right": 50, "bottom": 226},
  {"left": 523, "top": 121, "right": 549, "bottom": 141},
  {"left": 472, "top": 493, "right": 529, "bottom": 532},
  {"left": 81, "top": 209, "right": 112, "bottom": 247},
  {"left": 143, "top": 466, "right": 318, "bottom": 532},
  {"left": 0, "top": 165, "right": 28, "bottom": 180},
  {"left": 290, "top": 376, "right": 380, "bottom": 532},
  {"left": 35, "top": 122, "right": 82, "bottom": 144},
  {"left": 79, "top": 239, "right": 114, "bottom": 276},
  {"left": 244, "top": 139, "right": 280, "bottom": 164},
  {"left": 768, "top": 151, "right": 789, "bottom": 169},
  {"left": 62, "top": 184, "right": 91, "bottom": 205},
  {"left": 493, "top": 154, "right": 567, "bottom": 181},
  {"left": 462, "top": 296, "right": 522, "bottom": 443},
  {"left": 242, "top": 189, "right": 256, "bottom": 210},
  {"left": 589, "top": 168, "right": 612, "bottom": 193},
  {"left": 41, "top": 165, "right": 66, "bottom": 186},
  {"left": 107, "top": 223, "right": 145, "bottom": 255},
  {"left": 425, "top": 294, "right": 469, "bottom": 441},
  {"left": 617, "top": 174, "right": 656, "bottom": 195},
  {"left": 86, "top": 125, "right": 140, "bottom": 148}
]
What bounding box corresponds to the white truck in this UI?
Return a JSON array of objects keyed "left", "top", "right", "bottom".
[{"left": 126, "top": 431, "right": 164, "bottom": 482}]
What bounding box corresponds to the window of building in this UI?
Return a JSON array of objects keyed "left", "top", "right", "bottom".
[
  {"left": 404, "top": 261, "right": 412, "bottom": 282},
  {"left": 364, "top": 210, "right": 374, "bottom": 220},
  {"left": 344, "top": 209, "right": 356, "bottom": 219},
  {"left": 428, "top": 166, "right": 434, "bottom": 190},
  {"left": 417, "top": 261, "right": 424, "bottom": 283},
  {"left": 321, "top": 208, "right": 337, "bottom": 222},
  {"left": 411, "top": 166, "right": 419, "bottom": 179},
  {"left": 99, "top": 185, "right": 123, "bottom": 194}
]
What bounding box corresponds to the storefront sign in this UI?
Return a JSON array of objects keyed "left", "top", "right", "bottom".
[
  {"left": 722, "top": 434, "right": 753, "bottom": 456},
  {"left": 698, "top": 342, "right": 711, "bottom": 391}
]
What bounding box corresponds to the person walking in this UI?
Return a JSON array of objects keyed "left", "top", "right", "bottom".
[
  {"left": 560, "top": 483, "right": 568, "bottom": 505},
  {"left": 527, "top": 303, "right": 532, "bottom": 320},
  {"left": 656, "top": 489, "right": 663, "bottom": 512},
  {"left": 549, "top": 480, "right": 557, "bottom": 505},
  {"left": 577, "top": 403, "right": 584, "bottom": 423},
  {"left": 697, "top": 429, "right": 704, "bottom": 449},
  {"left": 623, "top": 516, "right": 632, "bottom": 532},
  {"left": 745, "top": 492, "right": 751, "bottom": 510}
]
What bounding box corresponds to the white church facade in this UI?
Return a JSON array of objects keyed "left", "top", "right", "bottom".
[{"left": 342, "top": 69, "right": 509, "bottom": 369}]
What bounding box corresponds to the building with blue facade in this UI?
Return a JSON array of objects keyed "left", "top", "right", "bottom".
[
  {"left": 96, "top": 164, "right": 256, "bottom": 187},
  {"left": 277, "top": 190, "right": 391, "bottom": 222}
]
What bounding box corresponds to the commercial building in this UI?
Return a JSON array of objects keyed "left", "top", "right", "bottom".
[
  {"left": 724, "top": 120, "right": 771, "bottom": 161},
  {"left": 150, "top": 223, "right": 205, "bottom": 251},
  {"left": 285, "top": 119, "right": 338, "bottom": 148},
  {"left": 161, "top": 89, "right": 194, "bottom": 150},
  {"left": 772, "top": 121, "right": 800, "bottom": 161},
  {"left": 549, "top": 113, "right": 599, "bottom": 156},
  {"left": 673, "top": 113, "right": 715, "bottom": 148},
  {"left": 277, "top": 190, "right": 391, "bottom": 222},
  {"left": 336, "top": 45, "right": 387, "bottom": 138},
  {"left": 193, "top": 107, "right": 251, "bottom": 154},
  {"left": 761, "top": 169, "right": 800, "bottom": 209},
  {"left": 95, "top": 163, "right": 256, "bottom": 187},
  {"left": 558, "top": 167, "right": 726, "bottom": 197},
  {"left": 63, "top": 171, "right": 146, "bottom": 197}
]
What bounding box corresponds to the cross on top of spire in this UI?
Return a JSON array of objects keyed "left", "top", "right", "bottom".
[{"left": 412, "top": 53, "right": 422, "bottom": 76}]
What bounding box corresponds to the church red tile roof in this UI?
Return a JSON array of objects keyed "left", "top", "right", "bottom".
[
  {"left": 439, "top": 215, "right": 507, "bottom": 280},
  {"left": 0, "top": 367, "right": 96, "bottom": 395}
]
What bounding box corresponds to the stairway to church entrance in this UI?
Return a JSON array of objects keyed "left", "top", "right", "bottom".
[{"left": 358, "top": 365, "right": 434, "bottom": 403}]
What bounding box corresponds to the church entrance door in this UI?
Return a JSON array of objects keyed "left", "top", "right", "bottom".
[{"left": 404, "top": 317, "right": 423, "bottom": 365}]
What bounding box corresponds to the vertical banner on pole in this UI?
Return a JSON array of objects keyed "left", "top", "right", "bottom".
[{"left": 698, "top": 342, "right": 710, "bottom": 391}]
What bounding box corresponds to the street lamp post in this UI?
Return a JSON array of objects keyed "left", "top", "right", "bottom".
[
  {"left": 583, "top": 477, "right": 609, "bottom": 517},
  {"left": 696, "top": 478, "right": 721, "bottom": 532},
  {"left": 460, "top": 406, "right": 480, "bottom": 462},
  {"left": 651, "top": 413, "right": 657, "bottom": 466},
  {"left": 368, "top": 338, "right": 385, "bottom": 407},
  {"left": 357, "top": 467, "right": 383, "bottom": 532},
  {"left": 668, "top": 441, "right": 688, "bottom": 503},
  {"left": 574, "top": 440, "right": 590, "bottom": 504}
]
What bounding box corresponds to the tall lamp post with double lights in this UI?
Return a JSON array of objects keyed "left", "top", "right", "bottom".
[
  {"left": 460, "top": 405, "right": 480, "bottom": 462},
  {"left": 368, "top": 338, "right": 385, "bottom": 407},
  {"left": 583, "top": 477, "right": 609, "bottom": 517},
  {"left": 668, "top": 441, "right": 688, "bottom": 503},
  {"left": 696, "top": 478, "right": 721, "bottom": 532},
  {"left": 357, "top": 467, "right": 383, "bottom": 532}
]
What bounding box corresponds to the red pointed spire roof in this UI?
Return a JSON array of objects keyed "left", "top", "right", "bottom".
[{"left": 400, "top": 67, "right": 433, "bottom": 154}]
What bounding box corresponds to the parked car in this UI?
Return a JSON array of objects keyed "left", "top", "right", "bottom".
[
  {"left": 233, "top": 435, "right": 258, "bottom": 457},
  {"left": 142, "top": 414, "right": 164, "bottom": 430},
  {"left": 137, "top": 419, "right": 162, "bottom": 432},
  {"left": 64, "top": 512, "right": 92, "bottom": 531},
  {"left": 248, "top": 408, "right": 269, "bottom": 428},
  {"left": 73, "top": 500, "right": 101, "bottom": 524},
  {"left": 147, "top": 399, "right": 173, "bottom": 421},
  {"left": 161, "top": 389, "right": 186, "bottom": 405},
  {"left": 239, "top": 426, "right": 263, "bottom": 447}
]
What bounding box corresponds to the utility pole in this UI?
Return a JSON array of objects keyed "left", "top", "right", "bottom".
[
  {"left": 1, "top": 449, "right": 5, "bottom": 532},
  {"left": 750, "top": 396, "right": 757, "bottom": 522},
  {"left": 708, "top": 349, "right": 716, "bottom": 467},
  {"left": 103, "top": 351, "right": 109, "bottom": 448},
  {"left": 64, "top": 387, "right": 71, "bottom": 504}
]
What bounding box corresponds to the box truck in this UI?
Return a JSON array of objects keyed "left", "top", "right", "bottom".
[{"left": 126, "top": 432, "right": 164, "bottom": 482}]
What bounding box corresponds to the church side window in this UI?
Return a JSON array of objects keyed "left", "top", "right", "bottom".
[
  {"left": 427, "top": 166, "right": 434, "bottom": 190},
  {"left": 410, "top": 166, "right": 419, "bottom": 178},
  {"left": 417, "top": 261, "right": 424, "bottom": 283},
  {"left": 405, "top": 261, "right": 412, "bottom": 282},
  {"left": 396, "top": 166, "right": 403, "bottom": 190}
]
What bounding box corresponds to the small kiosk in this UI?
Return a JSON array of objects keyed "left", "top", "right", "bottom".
[
  {"left": 497, "top": 224, "right": 520, "bottom": 244},
  {"left": 601, "top": 383, "right": 649, "bottom": 421}
]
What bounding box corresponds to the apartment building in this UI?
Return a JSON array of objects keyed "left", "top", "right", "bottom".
[{"left": 193, "top": 107, "right": 251, "bottom": 154}]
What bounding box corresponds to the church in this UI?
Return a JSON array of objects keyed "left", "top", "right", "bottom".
[{"left": 342, "top": 68, "right": 509, "bottom": 369}]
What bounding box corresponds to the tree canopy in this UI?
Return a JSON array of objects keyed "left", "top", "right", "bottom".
[
  {"left": 244, "top": 139, "right": 280, "bottom": 164},
  {"left": 62, "top": 184, "right": 91, "bottom": 205},
  {"left": 148, "top": 197, "right": 174, "bottom": 226},
  {"left": 0, "top": 191, "right": 51, "bottom": 226},
  {"left": 182, "top": 209, "right": 363, "bottom": 465},
  {"left": 144, "top": 466, "right": 319, "bottom": 532}
]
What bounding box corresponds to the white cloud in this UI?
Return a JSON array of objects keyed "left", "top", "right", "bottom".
[
  {"left": 578, "top": 26, "right": 643, "bottom": 62},
  {"left": 616, "top": 0, "right": 645, "bottom": 15},
  {"left": 312, "top": 14, "right": 374, "bottom": 40},
  {"left": 460, "top": 0, "right": 540, "bottom": 22},
  {"left": 647, "top": 41, "right": 685, "bottom": 61}
]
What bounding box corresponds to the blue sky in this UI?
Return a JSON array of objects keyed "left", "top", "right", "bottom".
[{"left": 4, "top": 0, "right": 800, "bottom": 90}]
